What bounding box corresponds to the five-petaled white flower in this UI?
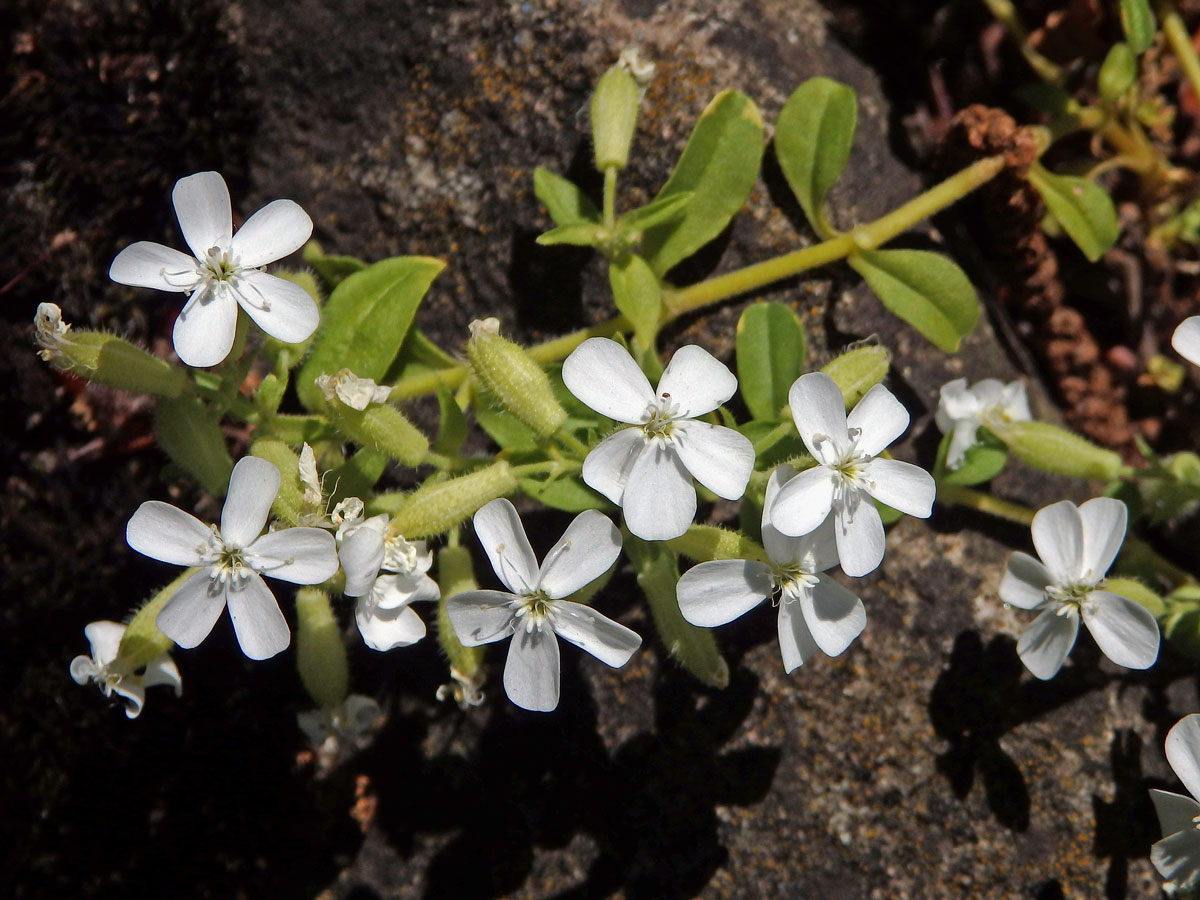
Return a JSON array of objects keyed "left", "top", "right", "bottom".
[
  {"left": 336, "top": 510, "right": 438, "bottom": 651},
  {"left": 109, "top": 171, "right": 317, "bottom": 368},
  {"left": 1151, "top": 714, "right": 1200, "bottom": 895},
  {"left": 935, "top": 376, "right": 1030, "bottom": 470},
  {"left": 561, "top": 337, "right": 754, "bottom": 541},
  {"left": 1174, "top": 316, "right": 1200, "bottom": 369},
  {"left": 69, "top": 620, "right": 182, "bottom": 719},
  {"left": 126, "top": 456, "right": 340, "bottom": 660},
  {"left": 999, "top": 497, "right": 1159, "bottom": 680},
  {"left": 446, "top": 498, "right": 641, "bottom": 711},
  {"left": 768, "top": 372, "right": 935, "bottom": 577},
  {"left": 677, "top": 466, "right": 865, "bottom": 672}
]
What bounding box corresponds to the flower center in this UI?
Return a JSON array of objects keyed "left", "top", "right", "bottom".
[
  {"left": 383, "top": 532, "right": 421, "bottom": 574},
  {"left": 200, "top": 245, "right": 240, "bottom": 285},
  {"left": 641, "top": 393, "right": 681, "bottom": 440},
  {"left": 773, "top": 565, "right": 819, "bottom": 604},
  {"left": 205, "top": 527, "right": 251, "bottom": 586},
  {"left": 513, "top": 592, "right": 554, "bottom": 632},
  {"left": 1045, "top": 582, "right": 1090, "bottom": 614}
]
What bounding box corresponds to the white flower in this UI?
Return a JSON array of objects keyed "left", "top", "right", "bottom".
[
  {"left": 998, "top": 497, "right": 1159, "bottom": 680},
  {"left": 1151, "top": 714, "right": 1200, "bottom": 895},
  {"left": 315, "top": 368, "right": 393, "bottom": 411},
  {"left": 126, "top": 456, "right": 340, "bottom": 660},
  {"left": 935, "top": 376, "right": 1030, "bottom": 470},
  {"left": 446, "top": 499, "right": 641, "bottom": 711},
  {"left": 561, "top": 337, "right": 754, "bottom": 541},
  {"left": 34, "top": 302, "right": 72, "bottom": 366},
  {"left": 1174, "top": 316, "right": 1200, "bottom": 368},
  {"left": 677, "top": 466, "right": 865, "bottom": 672},
  {"left": 109, "top": 171, "right": 317, "bottom": 368},
  {"left": 298, "top": 694, "right": 384, "bottom": 773},
  {"left": 69, "top": 620, "right": 181, "bottom": 719},
  {"left": 336, "top": 511, "right": 438, "bottom": 651},
  {"left": 768, "top": 372, "right": 935, "bottom": 577}
]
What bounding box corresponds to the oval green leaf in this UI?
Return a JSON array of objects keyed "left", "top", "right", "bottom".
[
  {"left": 609, "top": 254, "right": 662, "bottom": 348},
  {"left": 1027, "top": 164, "right": 1119, "bottom": 263},
  {"left": 775, "top": 77, "right": 858, "bottom": 234},
  {"left": 1119, "top": 0, "right": 1156, "bottom": 55},
  {"left": 154, "top": 394, "right": 233, "bottom": 497},
  {"left": 735, "top": 302, "right": 806, "bottom": 420},
  {"left": 533, "top": 167, "right": 600, "bottom": 226}
]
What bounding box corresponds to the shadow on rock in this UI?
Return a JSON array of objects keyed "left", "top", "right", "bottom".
[{"left": 1091, "top": 729, "right": 1160, "bottom": 900}]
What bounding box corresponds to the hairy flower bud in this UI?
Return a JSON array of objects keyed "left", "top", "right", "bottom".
[
  {"left": 590, "top": 64, "right": 640, "bottom": 170},
  {"left": 819, "top": 343, "right": 890, "bottom": 408},
  {"left": 990, "top": 420, "right": 1124, "bottom": 482},
  {"left": 467, "top": 320, "right": 567, "bottom": 439},
  {"left": 295, "top": 587, "right": 350, "bottom": 710},
  {"left": 318, "top": 370, "right": 429, "bottom": 466},
  {"left": 389, "top": 462, "right": 518, "bottom": 539}
]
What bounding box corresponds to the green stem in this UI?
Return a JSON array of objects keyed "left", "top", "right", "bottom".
[
  {"left": 663, "top": 154, "right": 1007, "bottom": 319},
  {"left": 603, "top": 167, "right": 618, "bottom": 228},
  {"left": 555, "top": 429, "right": 593, "bottom": 460},
  {"left": 752, "top": 420, "right": 795, "bottom": 456},
  {"left": 510, "top": 459, "right": 579, "bottom": 478},
  {"left": 980, "top": 0, "right": 1065, "bottom": 84},
  {"left": 1160, "top": 0, "right": 1200, "bottom": 114}
]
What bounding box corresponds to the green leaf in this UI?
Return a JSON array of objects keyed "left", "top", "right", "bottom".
[
  {"left": 536, "top": 222, "right": 606, "bottom": 247},
  {"left": 640, "top": 90, "right": 764, "bottom": 277},
  {"left": 735, "top": 302, "right": 806, "bottom": 420},
  {"left": 302, "top": 241, "right": 367, "bottom": 289},
  {"left": 876, "top": 500, "right": 903, "bottom": 525},
  {"left": 388, "top": 327, "right": 459, "bottom": 383},
  {"left": 936, "top": 431, "right": 1008, "bottom": 486},
  {"left": 820, "top": 345, "right": 890, "bottom": 408},
  {"left": 617, "top": 192, "right": 693, "bottom": 236},
  {"left": 533, "top": 167, "right": 600, "bottom": 226},
  {"left": 1119, "top": 0, "right": 1156, "bottom": 55},
  {"left": 774, "top": 77, "right": 857, "bottom": 233},
  {"left": 609, "top": 254, "right": 662, "bottom": 348},
  {"left": 297, "top": 255, "right": 444, "bottom": 410},
  {"left": 433, "top": 383, "right": 469, "bottom": 456},
  {"left": 1105, "top": 577, "right": 1166, "bottom": 618},
  {"left": 847, "top": 248, "right": 979, "bottom": 352},
  {"left": 1027, "top": 164, "right": 1119, "bottom": 262},
  {"left": 1098, "top": 43, "right": 1137, "bottom": 103},
  {"left": 474, "top": 401, "right": 538, "bottom": 451},
  {"left": 154, "top": 395, "right": 233, "bottom": 497},
  {"left": 518, "top": 473, "right": 606, "bottom": 513},
  {"left": 736, "top": 420, "right": 806, "bottom": 467}
]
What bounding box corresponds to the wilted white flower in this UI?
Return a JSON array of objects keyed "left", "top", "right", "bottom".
[
  {"left": 447, "top": 499, "right": 641, "bottom": 711},
  {"left": 126, "top": 456, "right": 340, "bottom": 660},
  {"left": 769, "top": 372, "right": 935, "bottom": 577},
  {"left": 69, "top": 620, "right": 181, "bottom": 719},
  {"left": 561, "top": 338, "right": 754, "bottom": 541},
  {"left": 677, "top": 466, "right": 865, "bottom": 672},
  {"left": 999, "top": 497, "right": 1159, "bottom": 679},
  {"left": 34, "top": 302, "right": 72, "bottom": 366},
  {"left": 315, "top": 368, "right": 393, "bottom": 411},
  {"left": 109, "top": 171, "right": 317, "bottom": 367},
  {"left": 336, "top": 510, "right": 437, "bottom": 651},
  {"left": 298, "top": 694, "right": 384, "bottom": 773},
  {"left": 1151, "top": 714, "right": 1200, "bottom": 895},
  {"left": 1174, "top": 317, "right": 1200, "bottom": 368},
  {"left": 935, "top": 376, "right": 1030, "bottom": 469}
]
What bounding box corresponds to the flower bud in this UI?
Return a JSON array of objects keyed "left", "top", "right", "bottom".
[
  {"left": 667, "top": 524, "right": 770, "bottom": 564},
  {"left": 318, "top": 370, "right": 429, "bottom": 466},
  {"left": 820, "top": 344, "right": 890, "bottom": 408},
  {"left": 435, "top": 545, "right": 485, "bottom": 686},
  {"left": 250, "top": 439, "right": 305, "bottom": 525},
  {"left": 35, "top": 303, "right": 186, "bottom": 397},
  {"left": 990, "top": 420, "right": 1124, "bottom": 482},
  {"left": 295, "top": 587, "right": 349, "bottom": 710},
  {"left": 467, "top": 320, "right": 567, "bottom": 439},
  {"left": 590, "top": 64, "right": 641, "bottom": 170},
  {"left": 390, "top": 462, "right": 518, "bottom": 538},
  {"left": 117, "top": 568, "right": 197, "bottom": 670}
]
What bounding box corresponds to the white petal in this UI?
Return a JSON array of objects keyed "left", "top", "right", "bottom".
[
  {"left": 621, "top": 441, "right": 696, "bottom": 541},
  {"left": 1082, "top": 590, "right": 1159, "bottom": 670},
  {"left": 671, "top": 420, "right": 754, "bottom": 500},
  {"left": 1016, "top": 607, "right": 1079, "bottom": 680},
  {"left": 550, "top": 600, "right": 642, "bottom": 667},
  {"left": 761, "top": 466, "right": 797, "bottom": 563},
  {"left": 247, "top": 527, "right": 339, "bottom": 584},
  {"left": 337, "top": 521, "right": 386, "bottom": 597},
  {"left": 944, "top": 421, "right": 981, "bottom": 470},
  {"left": 1167, "top": 715, "right": 1200, "bottom": 802},
  {"left": 833, "top": 491, "right": 886, "bottom": 578},
  {"left": 801, "top": 576, "right": 866, "bottom": 657},
  {"left": 173, "top": 171, "right": 232, "bottom": 259},
  {"left": 156, "top": 570, "right": 228, "bottom": 649},
  {"left": 998, "top": 552, "right": 1050, "bottom": 610},
  {"left": 111, "top": 681, "right": 148, "bottom": 719},
  {"left": 109, "top": 242, "right": 199, "bottom": 292},
  {"left": 69, "top": 655, "right": 99, "bottom": 685},
  {"left": 676, "top": 560, "right": 774, "bottom": 627},
  {"left": 768, "top": 466, "right": 836, "bottom": 537},
  {"left": 777, "top": 597, "right": 821, "bottom": 673},
  {"left": 221, "top": 457, "right": 280, "bottom": 546},
  {"left": 1173, "top": 316, "right": 1200, "bottom": 367},
  {"left": 537, "top": 510, "right": 621, "bottom": 599},
  {"left": 127, "top": 501, "right": 211, "bottom": 566},
  {"left": 372, "top": 572, "right": 440, "bottom": 610},
  {"left": 445, "top": 590, "right": 518, "bottom": 646},
  {"left": 788, "top": 373, "right": 849, "bottom": 462},
  {"left": 473, "top": 498, "right": 538, "bottom": 594},
  {"left": 141, "top": 655, "right": 183, "bottom": 695},
  {"left": 234, "top": 270, "right": 320, "bottom": 345},
  {"left": 504, "top": 625, "right": 560, "bottom": 712},
  {"left": 561, "top": 337, "right": 654, "bottom": 423},
  {"left": 1076, "top": 497, "right": 1127, "bottom": 582},
  {"left": 860, "top": 458, "right": 935, "bottom": 518},
  {"left": 356, "top": 601, "right": 426, "bottom": 651},
  {"left": 1031, "top": 500, "right": 1084, "bottom": 585},
  {"left": 225, "top": 572, "right": 290, "bottom": 660},
  {"left": 790, "top": 519, "right": 841, "bottom": 574},
  {"left": 172, "top": 287, "right": 238, "bottom": 367},
  {"left": 1150, "top": 790, "right": 1200, "bottom": 836},
  {"left": 230, "top": 199, "right": 313, "bottom": 268},
  {"left": 655, "top": 344, "right": 738, "bottom": 417},
  {"left": 934, "top": 378, "right": 973, "bottom": 430},
  {"left": 83, "top": 621, "right": 126, "bottom": 666},
  {"left": 846, "top": 383, "right": 909, "bottom": 456},
  {"left": 581, "top": 427, "right": 643, "bottom": 504},
  {"left": 1152, "top": 828, "right": 1200, "bottom": 887}
]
